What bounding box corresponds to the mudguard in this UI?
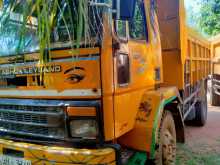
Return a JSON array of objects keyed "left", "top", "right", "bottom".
[{"left": 118, "top": 87, "right": 183, "bottom": 159}]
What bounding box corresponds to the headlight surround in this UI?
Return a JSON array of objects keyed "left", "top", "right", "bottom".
[{"left": 69, "top": 119, "right": 98, "bottom": 139}]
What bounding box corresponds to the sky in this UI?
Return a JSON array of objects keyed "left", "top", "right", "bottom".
[
  {"left": 185, "top": 0, "right": 201, "bottom": 13},
  {"left": 185, "top": 0, "right": 193, "bottom": 8},
  {"left": 184, "top": 0, "right": 203, "bottom": 29}
]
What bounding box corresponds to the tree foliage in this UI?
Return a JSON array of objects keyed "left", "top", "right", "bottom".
[{"left": 199, "top": 0, "right": 220, "bottom": 36}]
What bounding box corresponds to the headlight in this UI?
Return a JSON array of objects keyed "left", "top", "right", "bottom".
[{"left": 69, "top": 119, "right": 98, "bottom": 139}]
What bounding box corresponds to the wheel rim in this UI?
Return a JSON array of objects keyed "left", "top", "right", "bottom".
[{"left": 162, "top": 129, "right": 176, "bottom": 165}]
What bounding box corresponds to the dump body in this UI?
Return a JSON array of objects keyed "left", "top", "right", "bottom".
[{"left": 157, "top": 0, "right": 211, "bottom": 91}]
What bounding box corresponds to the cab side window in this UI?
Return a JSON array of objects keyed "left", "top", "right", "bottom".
[
  {"left": 129, "top": 0, "right": 148, "bottom": 41},
  {"left": 116, "top": 20, "right": 127, "bottom": 39},
  {"left": 117, "top": 54, "right": 130, "bottom": 86}
]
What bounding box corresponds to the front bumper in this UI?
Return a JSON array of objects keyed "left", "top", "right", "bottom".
[{"left": 0, "top": 139, "right": 116, "bottom": 165}]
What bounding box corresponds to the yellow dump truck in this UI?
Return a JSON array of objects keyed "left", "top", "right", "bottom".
[
  {"left": 210, "top": 35, "right": 220, "bottom": 106},
  {"left": 0, "top": 0, "right": 211, "bottom": 164}
]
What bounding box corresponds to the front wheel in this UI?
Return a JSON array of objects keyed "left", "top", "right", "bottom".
[{"left": 153, "top": 111, "right": 176, "bottom": 165}]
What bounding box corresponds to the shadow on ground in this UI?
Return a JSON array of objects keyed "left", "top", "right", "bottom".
[{"left": 177, "top": 106, "right": 220, "bottom": 165}]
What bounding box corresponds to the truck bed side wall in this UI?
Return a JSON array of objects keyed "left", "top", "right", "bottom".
[{"left": 187, "top": 32, "right": 211, "bottom": 86}]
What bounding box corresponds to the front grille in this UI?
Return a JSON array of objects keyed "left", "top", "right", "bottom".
[{"left": 0, "top": 104, "right": 65, "bottom": 139}]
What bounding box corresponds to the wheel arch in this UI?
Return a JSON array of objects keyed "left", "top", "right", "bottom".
[
  {"left": 149, "top": 88, "right": 185, "bottom": 160},
  {"left": 164, "top": 99, "right": 185, "bottom": 143}
]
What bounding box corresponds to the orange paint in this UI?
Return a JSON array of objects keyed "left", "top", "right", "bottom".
[{"left": 67, "top": 107, "right": 96, "bottom": 117}]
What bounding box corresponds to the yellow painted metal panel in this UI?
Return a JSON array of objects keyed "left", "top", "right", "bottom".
[
  {"left": 118, "top": 87, "right": 179, "bottom": 153},
  {"left": 0, "top": 139, "right": 116, "bottom": 165}
]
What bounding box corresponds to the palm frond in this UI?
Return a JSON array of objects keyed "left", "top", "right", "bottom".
[{"left": 0, "top": 0, "right": 103, "bottom": 63}]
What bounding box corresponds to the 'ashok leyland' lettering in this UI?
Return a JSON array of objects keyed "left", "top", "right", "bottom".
[{"left": 0, "top": 65, "right": 61, "bottom": 76}]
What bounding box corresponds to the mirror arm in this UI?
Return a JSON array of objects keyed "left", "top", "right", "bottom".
[
  {"left": 112, "top": 27, "right": 121, "bottom": 50},
  {"left": 112, "top": 25, "right": 128, "bottom": 50}
]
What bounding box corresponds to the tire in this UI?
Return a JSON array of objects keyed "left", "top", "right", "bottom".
[
  {"left": 187, "top": 80, "right": 208, "bottom": 126},
  {"left": 194, "top": 80, "right": 208, "bottom": 126},
  {"left": 152, "top": 111, "right": 176, "bottom": 165},
  {"left": 194, "top": 97, "right": 208, "bottom": 126}
]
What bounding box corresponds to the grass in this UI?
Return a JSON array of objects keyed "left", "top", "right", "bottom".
[
  {"left": 176, "top": 144, "right": 220, "bottom": 165},
  {"left": 216, "top": 138, "right": 220, "bottom": 143}
]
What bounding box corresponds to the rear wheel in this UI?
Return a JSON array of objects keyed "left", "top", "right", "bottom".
[
  {"left": 153, "top": 111, "right": 176, "bottom": 165},
  {"left": 186, "top": 80, "right": 208, "bottom": 126},
  {"left": 193, "top": 80, "right": 208, "bottom": 126},
  {"left": 194, "top": 96, "right": 207, "bottom": 126}
]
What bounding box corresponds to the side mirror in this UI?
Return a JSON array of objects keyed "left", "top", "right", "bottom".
[{"left": 113, "top": 0, "right": 136, "bottom": 20}]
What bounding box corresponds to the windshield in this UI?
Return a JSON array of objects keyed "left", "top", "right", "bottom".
[{"left": 0, "top": 0, "right": 103, "bottom": 57}]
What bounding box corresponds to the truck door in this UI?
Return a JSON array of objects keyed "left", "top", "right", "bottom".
[{"left": 113, "top": 0, "right": 155, "bottom": 138}]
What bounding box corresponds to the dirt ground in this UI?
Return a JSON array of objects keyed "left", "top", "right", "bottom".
[{"left": 177, "top": 105, "right": 220, "bottom": 165}]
